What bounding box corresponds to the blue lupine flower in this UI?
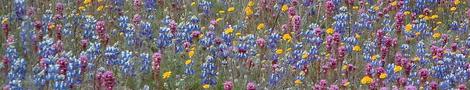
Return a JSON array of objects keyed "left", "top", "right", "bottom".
[
  {"left": 308, "top": 46, "right": 318, "bottom": 61},
  {"left": 120, "top": 50, "right": 135, "bottom": 76},
  {"left": 82, "top": 15, "right": 97, "bottom": 40},
  {"left": 415, "top": 20, "right": 430, "bottom": 38},
  {"left": 140, "top": 21, "right": 153, "bottom": 41},
  {"left": 105, "top": 43, "right": 120, "bottom": 65},
  {"left": 217, "top": 43, "right": 230, "bottom": 58},
  {"left": 268, "top": 72, "right": 282, "bottom": 86},
  {"left": 62, "top": 23, "right": 73, "bottom": 36},
  {"left": 201, "top": 56, "right": 217, "bottom": 85},
  {"left": 112, "top": 0, "right": 125, "bottom": 13},
  {"left": 144, "top": 0, "right": 157, "bottom": 12},
  {"left": 14, "top": 0, "right": 26, "bottom": 20},
  {"left": 237, "top": 37, "right": 248, "bottom": 59},
  {"left": 33, "top": 64, "right": 46, "bottom": 88},
  {"left": 222, "top": 33, "right": 233, "bottom": 46},
  {"left": 156, "top": 26, "right": 172, "bottom": 48},
  {"left": 199, "top": 31, "right": 215, "bottom": 47},
  {"left": 140, "top": 53, "right": 151, "bottom": 74},
  {"left": 65, "top": 53, "right": 81, "bottom": 85},
  {"left": 290, "top": 43, "right": 303, "bottom": 64},
  {"left": 333, "top": 6, "right": 349, "bottom": 34},
  {"left": 413, "top": 0, "right": 426, "bottom": 14},
  {"left": 7, "top": 58, "right": 26, "bottom": 90},
  {"left": 118, "top": 16, "right": 129, "bottom": 31},
  {"left": 19, "top": 21, "right": 32, "bottom": 55},
  {"left": 124, "top": 23, "right": 136, "bottom": 46},
  {"left": 39, "top": 36, "right": 56, "bottom": 58},
  {"left": 355, "top": 13, "right": 373, "bottom": 31},
  {"left": 450, "top": 21, "right": 459, "bottom": 31},
  {"left": 198, "top": 0, "right": 213, "bottom": 14},
  {"left": 268, "top": 32, "right": 280, "bottom": 49},
  {"left": 185, "top": 57, "right": 195, "bottom": 75},
  {"left": 362, "top": 41, "right": 376, "bottom": 62},
  {"left": 86, "top": 42, "right": 101, "bottom": 63}
]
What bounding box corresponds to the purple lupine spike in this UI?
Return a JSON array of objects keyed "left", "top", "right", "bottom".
[
  {"left": 458, "top": 84, "right": 467, "bottom": 90},
  {"left": 246, "top": 82, "right": 256, "bottom": 90},
  {"left": 100, "top": 71, "right": 116, "bottom": 90},
  {"left": 133, "top": 14, "right": 142, "bottom": 24},
  {"left": 325, "top": 0, "right": 335, "bottom": 16},
  {"left": 419, "top": 68, "right": 429, "bottom": 81},
  {"left": 328, "top": 84, "right": 339, "bottom": 90},
  {"left": 224, "top": 81, "right": 234, "bottom": 90},
  {"left": 152, "top": 52, "right": 162, "bottom": 72},
  {"left": 405, "top": 85, "right": 416, "bottom": 90},
  {"left": 429, "top": 81, "right": 438, "bottom": 90},
  {"left": 256, "top": 38, "right": 266, "bottom": 48}
]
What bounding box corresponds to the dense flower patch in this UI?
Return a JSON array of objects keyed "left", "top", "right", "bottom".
[{"left": 1, "top": 0, "right": 470, "bottom": 90}]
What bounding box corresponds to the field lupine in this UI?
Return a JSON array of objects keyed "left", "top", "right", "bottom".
[{"left": 1, "top": 0, "right": 470, "bottom": 90}]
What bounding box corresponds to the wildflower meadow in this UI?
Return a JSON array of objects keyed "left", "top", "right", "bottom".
[{"left": 1, "top": 0, "right": 470, "bottom": 90}]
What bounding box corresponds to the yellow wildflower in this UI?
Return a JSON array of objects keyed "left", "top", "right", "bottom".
[
  {"left": 455, "top": 0, "right": 461, "bottom": 5},
  {"left": 248, "top": 1, "right": 255, "bottom": 7},
  {"left": 185, "top": 59, "right": 192, "bottom": 65},
  {"left": 371, "top": 55, "right": 378, "bottom": 61},
  {"left": 342, "top": 65, "right": 348, "bottom": 70},
  {"left": 48, "top": 23, "right": 56, "bottom": 30},
  {"left": 431, "top": 15, "right": 438, "bottom": 19},
  {"left": 224, "top": 27, "right": 234, "bottom": 34},
  {"left": 405, "top": 24, "right": 412, "bottom": 32},
  {"left": 218, "top": 10, "right": 225, "bottom": 14},
  {"left": 191, "top": 47, "right": 196, "bottom": 51},
  {"left": 83, "top": 0, "right": 92, "bottom": 5},
  {"left": 391, "top": 1, "right": 398, "bottom": 6},
  {"left": 96, "top": 5, "right": 104, "bottom": 11},
  {"left": 79, "top": 6, "right": 86, "bottom": 11},
  {"left": 352, "top": 6, "right": 359, "bottom": 10},
  {"left": 326, "top": 28, "right": 334, "bottom": 35},
  {"left": 294, "top": 80, "right": 303, "bottom": 85},
  {"left": 418, "top": 14, "right": 425, "bottom": 18},
  {"left": 202, "top": 84, "right": 210, "bottom": 89},
  {"left": 245, "top": 7, "right": 253, "bottom": 16},
  {"left": 423, "top": 16, "right": 430, "bottom": 20},
  {"left": 394, "top": 66, "right": 403, "bottom": 72},
  {"left": 188, "top": 50, "right": 195, "bottom": 58},
  {"left": 227, "top": 7, "right": 235, "bottom": 12},
  {"left": 379, "top": 73, "right": 387, "bottom": 79},
  {"left": 162, "top": 71, "right": 172, "bottom": 79},
  {"left": 355, "top": 33, "right": 361, "bottom": 39},
  {"left": 282, "top": 4, "right": 288, "bottom": 12},
  {"left": 236, "top": 32, "right": 242, "bottom": 36},
  {"left": 404, "top": 11, "right": 411, "bottom": 15},
  {"left": 257, "top": 23, "right": 265, "bottom": 30},
  {"left": 191, "top": 2, "right": 196, "bottom": 7},
  {"left": 415, "top": 32, "right": 421, "bottom": 36},
  {"left": 353, "top": 45, "right": 361, "bottom": 52},
  {"left": 450, "top": 7, "right": 457, "bottom": 11},
  {"left": 276, "top": 49, "right": 283, "bottom": 54},
  {"left": 360, "top": 76, "right": 373, "bottom": 85},
  {"left": 216, "top": 18, "right": 223, "bottom": 22},
  {"left": 413, "top": 57, "right": 420, "bottom": 62},
  {"left": 282, "top": 33, "right": 292, "bottom": 42},
  {"left": 302, "top": 53, "right": 308, "bottom": 59},
  {"left": 119, "top": 32, "right": 124, "bottom": 36},
  {"left": 433, "top": 32, "right": 441, "bottom": 39},
  {"left": 1, "top": 18, "right": 8, "bottom": 24},
  {"left": 373, "top": 6, "right": 380, "bottom": 11},
  {"left": 287, "top": 48, "right": 292, "bottom": 52}
]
